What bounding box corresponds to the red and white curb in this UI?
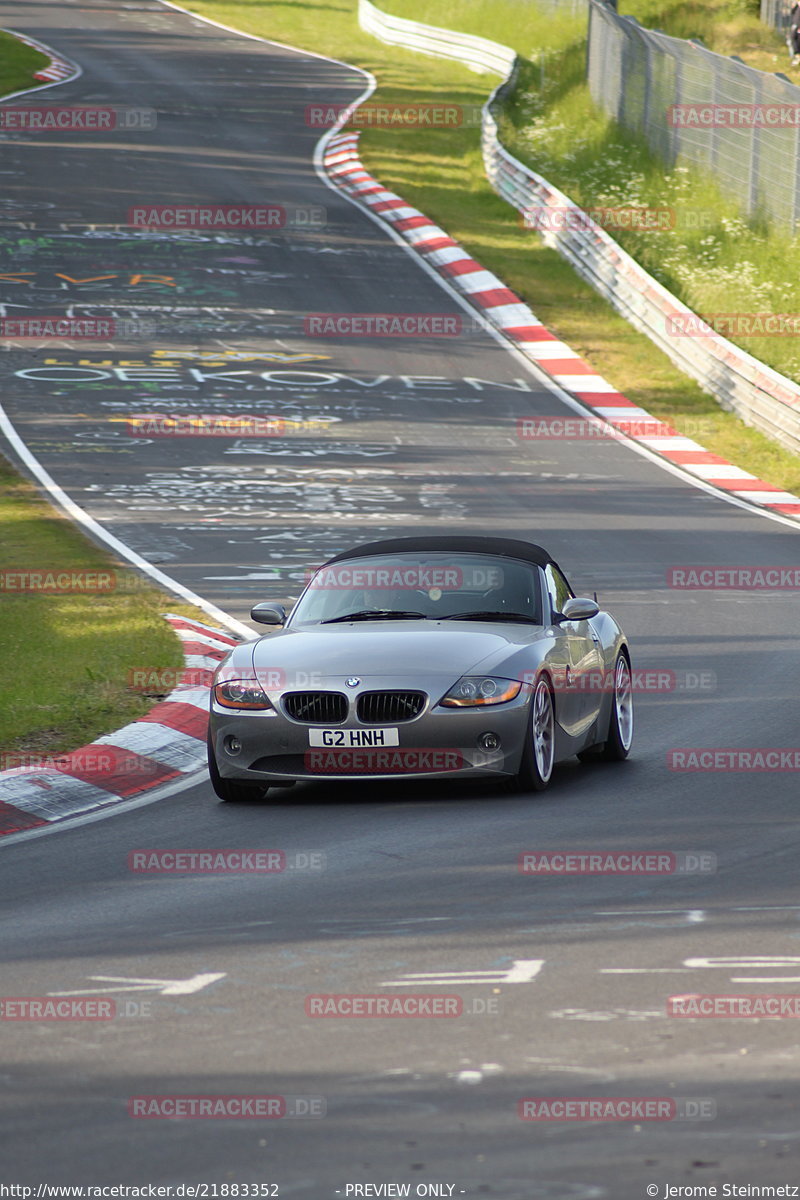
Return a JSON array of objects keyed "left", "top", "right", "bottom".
[
  {"left": 323, "top": 131, "right": 800, "bottom": 520},
  {"left": 3, "top": 29, "right": 80, "bottom": 89},
  {"left": 0, "top": 615, "right": 238, "bottom": 837}
]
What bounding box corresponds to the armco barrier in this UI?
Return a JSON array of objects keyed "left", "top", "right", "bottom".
[
  {"left": 359, "top": 0, "right": 515, "bottom": 75},
  {"left": 358, "top": 0, "right": 800, "bottom": 457}
]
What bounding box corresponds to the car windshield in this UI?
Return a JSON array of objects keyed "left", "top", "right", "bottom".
[{"left": 290, "top": 553, "right": 543, "bottom": 626}]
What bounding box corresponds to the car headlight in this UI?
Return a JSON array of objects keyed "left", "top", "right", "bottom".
[
  {"left": 213, "top": 679, "right": 274, "bottom": 711},
  {"left": 440, "top": 676, "right": 522, "bottom": 707}
]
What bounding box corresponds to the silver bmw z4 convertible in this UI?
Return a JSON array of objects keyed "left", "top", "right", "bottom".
[{"left": 207, "top": 536, "right": 633, "bottom": 799}]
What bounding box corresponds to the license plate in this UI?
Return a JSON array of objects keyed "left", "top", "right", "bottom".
[{"left": 308, "top": 728, "right": 399, "bottom": 748}]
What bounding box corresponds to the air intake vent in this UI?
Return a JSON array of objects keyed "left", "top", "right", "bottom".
[
  {"left": 284, "top": 691, "right": 348, "bottom": 724},
  {"left": 356, "top": 691, "right": 426, "bottom": 724}
]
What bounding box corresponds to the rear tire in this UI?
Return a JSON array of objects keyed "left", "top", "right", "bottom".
[
  {"left": 512, "top": 676, "right": 555, "bottom": 793},
  {"left": 207, "top": 732, "right": 269, "bottom": 802},
  {"left": 576, "top": 651, "right": 633, "bottom": 763},
  {"left": 602, "top": 652, "right": 633, "bottom": 761}
]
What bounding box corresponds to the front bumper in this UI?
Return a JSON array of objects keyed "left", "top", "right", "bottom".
[{"left": 210, "top": 688, "right": 532, "bottom": 784}]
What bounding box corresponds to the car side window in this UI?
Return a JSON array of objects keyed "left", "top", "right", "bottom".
[{"left": 544, "top": 563, "right": 573, "bottom": 619}]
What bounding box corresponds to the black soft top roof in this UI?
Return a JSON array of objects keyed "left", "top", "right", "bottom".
[{"left": 325, "top": 536, "right": 557, "bottom": 570}]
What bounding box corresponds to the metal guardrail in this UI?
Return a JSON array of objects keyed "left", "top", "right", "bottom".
[
  {"left": 360, "top": 0, "right": 515, "bottom": 75},
  {"left": 357, "top": 0, "right": 800, "bottom": 456}
]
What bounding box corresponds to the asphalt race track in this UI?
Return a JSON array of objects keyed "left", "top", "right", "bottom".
[{"left": 2, "top": 0, "right": 800, "bottom": 1194}]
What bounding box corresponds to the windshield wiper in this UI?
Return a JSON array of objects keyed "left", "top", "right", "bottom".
[
  {"left": 321, "top": 609, "right": 428, "bottom": 624},
  {"left": 441, "top": 611, "right": 540, "bottom": 624}
]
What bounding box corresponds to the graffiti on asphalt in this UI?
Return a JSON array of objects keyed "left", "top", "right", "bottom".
[
  {"left": 10, "top": 363, "right": 522, "bottom": 393},
  {"left": 0, "top": 231, "right": 324, "bottom": 305}
]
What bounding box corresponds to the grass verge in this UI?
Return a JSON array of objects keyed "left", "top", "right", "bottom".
[
  {"left": 178, "top": 0, "right": 800, "bottom": 495},
  {"left": 0, "top": 29, "right": 51, "bottom": 94},
  {"left": 0, "top": 454, "right": 215, "bottom": 758}
]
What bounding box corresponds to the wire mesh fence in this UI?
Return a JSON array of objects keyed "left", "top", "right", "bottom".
[
  {"left": 761, "top": 0, "right": 792, "bottom": 33},
  {"left": 587, "top": 0, "right": 800, "bottom": 230}
]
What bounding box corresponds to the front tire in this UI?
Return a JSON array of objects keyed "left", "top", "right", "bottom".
[
  {"left": 513, "top": 676, "right": 555, "bottom": 792},
  {"left": 207, "top": 732, "right": 269, "bottom": 802}
]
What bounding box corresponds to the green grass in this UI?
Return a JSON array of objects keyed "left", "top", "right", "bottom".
[
  {"left": 0, "top": 29, "right": 51, "bottom": 94},
  {"left": 179, "top": 0, "right": 800, "bottom": 495},
  {"left": 384, "top": 0, "right": 786, "bottom": 67},
  {"left": 0, "top": 455, "right": 215, "bottom": 758},
  {"left": 383, "top": 0, "right": 585, "bottom": 54},
  {"left": 625, "top": 0, "right": 788, "bottom": 74}
]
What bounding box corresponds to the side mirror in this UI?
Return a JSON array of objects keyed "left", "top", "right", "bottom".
[
  {"left": 560, "top": 596, "right": 600, "bottom": 621},
  {"left": 250, "top": 603, "right": 287, "bottom": 626}
]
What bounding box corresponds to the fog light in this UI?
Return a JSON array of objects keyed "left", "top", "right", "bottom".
[
  {"left": 479, "top": 732, "right": 501, "bottom": 751},
  {"left": 224, "top": 735, "right": 242, "bottom": 756}
]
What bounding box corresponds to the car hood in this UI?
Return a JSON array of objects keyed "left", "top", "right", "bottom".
[{"left": 249, "top": 622, "right": 548, "bottom": 681}]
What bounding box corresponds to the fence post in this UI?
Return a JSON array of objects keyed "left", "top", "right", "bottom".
[
  {"left": 641, "top": 26, "right": 652, "bottom": 139},
  {"left": 783, "top": 74, "right": 800, "bottom": 230},
  {"left": 673, "top": 37, "right": 682, "bottom": 167},
  {"left": 732, "top": 56, "right": 761, "bottom": 217},
  {"left": 750, "top": 71, "right": 762, "bottom": 218},
  {"left": 687, "top": 40, "right": 713, "bottom": 171},
  {"left": 586, "top": 0, "right": 602, "bottom": 112},
  {"left": 710, "top": 49, "right": 720, "bottom": 170}
]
